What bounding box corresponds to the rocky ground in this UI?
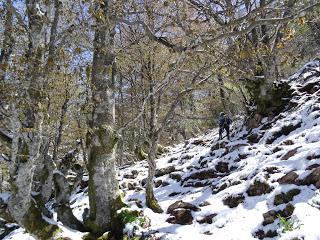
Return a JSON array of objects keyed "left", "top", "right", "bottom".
[{"left": 1, "top": 60, "right": 320, "bottom": 239}]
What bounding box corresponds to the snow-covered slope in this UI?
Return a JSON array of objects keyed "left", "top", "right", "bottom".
[
  {"left": 117, "top": 60, "right": 320, "bottom": 240},
  {"left": 2, "top": 60, "right": 320, "bottom": 240}
]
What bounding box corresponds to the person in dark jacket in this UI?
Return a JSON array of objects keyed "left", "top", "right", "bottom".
[{"left": 218, "top": 112, "right": 232, "bottom": 140}]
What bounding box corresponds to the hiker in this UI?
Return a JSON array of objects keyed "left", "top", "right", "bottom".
[{"left": 218, "top": 112, "right": 232, "bottom": 140}]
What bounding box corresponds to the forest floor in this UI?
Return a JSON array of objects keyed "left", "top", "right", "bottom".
[{"left": 2, "top": 61, "right": 320, "bottom": 240}]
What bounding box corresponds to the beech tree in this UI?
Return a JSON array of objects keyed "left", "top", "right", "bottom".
[{"left": 84, "top": 0, "right": 122, "bottom": 236}]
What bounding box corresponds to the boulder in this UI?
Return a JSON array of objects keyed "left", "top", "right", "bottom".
[
  {"left": 215, "top": 162, "right": 229, "bottom": 173},
  {"left": 272, "top": 146, "right": 282, "bottom": 153},
  {"left": 154, "top": 179, "right": 163, "bottom": 188},
  {"left": 166, "top": 209, "right": 193, "bottom": 225},
  {"left": 155, "top": 166, "right": 176, "bottom": 177},
  {"left": 247, "top": 180, "right": 272, "bottom": 196},
  {"left": 181, "top": 154, "right": 193, "bottom": 160},
  {"left": 262, "top": 203, "right": 294, "bottom": 226},
  {"left": 212, "top": 183, "right": 228, "bottom": 194},
  {"left": 120, "top": 182, "right": 127, "bottom": 189},
  {"left": 281, "top": 147, "right": 301, "bottom": 160},
  {"left": 197, "top": 213, "right": 217, "bottom": 224},
  {"left": 128, "top": 198, "right": 143, "bottom": 208},
  {"left": 238, "top": 153, "right": 250, "bottom": 160},
  {"left": 123, "top": 169, "right": 139, "bottom": 179},
  {"left": 166, "top": 200, "right": 201, "bottom": 214},
  {"left": 301, "top": 167, "right": 320, "bottom": 188},
  {"left": 183, "top": 181, "right": 211, "bottom": 188},
  {"left": 274, "top": 189, "right": 301, "bottom": 206},
  {"left": 161, "top": 181, "right": 170, "bottom": 187},
  {"left": 199, "top": 201, "right": 211, "bottom": 207},
  {"left": 168, "top": 157, "right": 178, "bottom": 163},
  {"left": 0, "top": 221, "right": 19, "bottom": 239},
  {"left": 134, "top": 186, "right": 143, "bottom": 191},
  {"left": 299, "top": 80, "right": 320, "bottom": 94},
  {"left": 200, "top": 160, "right": 208, "bottom": 168},
  {"left": 169, "top": 173, "right": 182, "bottom": 182},
  {"left": 263, "top": 166, "right": 280, "bottom": 174},
  {"left": 127, "top": 181, "right": 137, "bottom": 190},
  {"left": 223, "top": 194, "right": 245, "bottom": 208},
  {"left": 211, "top": 142, "right": 227, "bottom": 151},
  {"left": 262, "top": 210, "right": 277, "bottom": 226},
  {"left": 140, "top": 178, "right": 147, "bottom": 187},
  {"left": 247, "top": 133, "right": 261, "bottom": 144},
  {"left": 306, "top": 153, "right": 320, "bottom": 160},
  {"left": 254, "top": 229, "right": 278, "bottom": 239},
  {"left": 168, "top": 192, "right": 180, "bottom": 197},
  {"left": 266, "top": 122, "right": 302, "bottom": 144},
  {"left": 191, "top": 139, "right": 206, "bottom": 146},
  {"left": 306, "top": 164, "right": 320, "bottom": 170},
  {"left": 281, "top": 140, "right": 294, "bottom": 145},
  {"left": 277, "top": 171, "right": 298, "bottom": 184},
  {"left": 183, "top": 169, "right": 216, "bottom": 182}
]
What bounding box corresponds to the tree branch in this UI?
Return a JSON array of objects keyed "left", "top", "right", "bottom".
[
  {"left": 156, "top": 73, "right": 212, "bottom": 134},
  {"left": 196, "top": 1, "right": 320, "bottom": 47},
  {"left": 117, "top": 52, "right": 186, "bottom": 134}
]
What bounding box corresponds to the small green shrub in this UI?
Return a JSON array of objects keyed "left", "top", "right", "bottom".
[
  {"left": 278, "top": 215, "right": 294, "bottom": 232},
  {"left": 118, "top": 209, "right": 140, "bottom": 224},
  {"left": 277, "top": 215, "right": 302, "bottom": 233}
]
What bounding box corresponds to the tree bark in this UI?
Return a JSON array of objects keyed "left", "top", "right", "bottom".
[
  {"left": 53, "top": 171, "right": 85, "bottom": 231},
  {"left": 145, "top": 80, "right": 163, "bottom": 213},
  {"left": 84, "top": 0, "right": 121, "bottom": 236},
  {"left": 7, "top": 1, "right": 58, "bottom": 238},
  {"left": 52, "top": 90, "right": 70, "bottom": 163},
  {"left": 218, "top": 76, "right": 227, "bottom": 111},
  {"left": 0, "top": 0, "right": 14, "bottom": 82}
]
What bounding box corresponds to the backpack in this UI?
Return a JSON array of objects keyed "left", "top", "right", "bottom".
[
  {"left": 226, "top": 117, "right": 232, "bottom": 125},
  {"left": 219, "top": 116, "right": 231, "bottom": 127}
]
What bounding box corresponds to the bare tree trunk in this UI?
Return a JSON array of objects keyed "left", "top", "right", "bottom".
[
  {"left": 84, "top": 0, "right": 122, "bottom": 236},
  {"left": 146, "top": 135, "right": 163, "bottom": 213},
  {"left": 52, "top": 90, "right": 70, "bottom": 163},
  {"left": 145, "top": 80, "right": 163, "bottom": 213},
  {"left": 117, "top": 74, "right": 125, "bottom": 166},
  {"left": 218, "top": 75, "right": 227, "bottom": 111},
  {"left": 6, "top": 1, "right": 58, "bottom": 238},
  {"left": 0, "top": 0, "right": 14, "bottom": 82}
]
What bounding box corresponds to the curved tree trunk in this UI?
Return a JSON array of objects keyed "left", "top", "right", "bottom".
[
  {"left": 145, "top": 80, "right": 163, "bottom": 213},
  {"left": 146, "top": 136, "right": 163, "bottom": 213}
]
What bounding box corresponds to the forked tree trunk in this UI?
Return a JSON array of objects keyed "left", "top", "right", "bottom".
[{"left": 6, "top": 1, "right": 58, "bottom": 238}]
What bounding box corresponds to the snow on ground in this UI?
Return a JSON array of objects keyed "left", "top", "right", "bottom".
[{"left": 2, "top": 60, "right": 320, "bottom": 239}]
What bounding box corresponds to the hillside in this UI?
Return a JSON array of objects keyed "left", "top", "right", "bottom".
[{"left": 2, "top": 60, "right": 320, "bottom": 239}]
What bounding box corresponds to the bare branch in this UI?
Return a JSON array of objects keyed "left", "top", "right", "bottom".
[
  {"left": 117, "top": 52, "right": 187, "bottom": 134},
  {"left": 195, "top": 1, "right": 320, "bottom": 47},
  {"left": 156, "top": 73, "right": 212, "bottom": 134}
]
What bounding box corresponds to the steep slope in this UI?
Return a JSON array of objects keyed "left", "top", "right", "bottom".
[
  {"left": 117, "top": 59, "right": 320, "bottom": 240},
  {"left": 2, "top": 60, "right": 320, "bottom": 240}
]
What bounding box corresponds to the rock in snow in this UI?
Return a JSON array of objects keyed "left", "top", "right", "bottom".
[{"left": 3, "top": 60, "right": 320, "bottom": 240}]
